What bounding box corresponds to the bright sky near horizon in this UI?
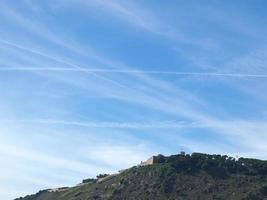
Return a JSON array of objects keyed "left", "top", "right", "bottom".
[{"left": 1, "top": 0, "right": 267, "bottom": 199}]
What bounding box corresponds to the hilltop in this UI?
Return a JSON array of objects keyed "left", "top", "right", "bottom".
[{"left": 16, "top": 153, "right": 267, "bottom": 200}]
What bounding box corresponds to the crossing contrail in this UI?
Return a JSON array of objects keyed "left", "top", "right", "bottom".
[
  {"left": 0, "top": 40, "right": 126, "bottom": 88},
  {"left": 1, "top": 67, "right": 267, "bottom": 78},
  {"left": 1, "top": 39, "right": 266, "bottom": 78}
]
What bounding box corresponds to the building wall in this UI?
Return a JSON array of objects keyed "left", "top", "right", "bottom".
[{"left": 140, "top": 156, "right": 155, "bottom": 166}]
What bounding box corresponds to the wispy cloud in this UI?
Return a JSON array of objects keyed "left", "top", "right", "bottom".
[{"left": 65, "top": 0, "right": 211, "bottom": 48}]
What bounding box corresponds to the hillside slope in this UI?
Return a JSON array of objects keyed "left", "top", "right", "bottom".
[{"left": 16, "top": 153, "right": 267, "bottom": 200}]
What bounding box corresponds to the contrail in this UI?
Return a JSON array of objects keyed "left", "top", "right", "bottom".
[
  {"left": 1, "top": 67, "right": 267, "bottom": 78},
  {"left": 0, "top": 118, "right": 208, "bottom": 129}
]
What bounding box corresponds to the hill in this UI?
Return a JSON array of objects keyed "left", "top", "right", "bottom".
[{"left": 15, "top": 153, "right": 267, "bottom": 200}]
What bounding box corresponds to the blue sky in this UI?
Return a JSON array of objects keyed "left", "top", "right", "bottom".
[{"left": 1, "top": 0, "right": 267, "bottom": 199}]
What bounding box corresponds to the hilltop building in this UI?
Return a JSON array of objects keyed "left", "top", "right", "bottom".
[
  {"left": 140, "top": 151, "right": 186, "bottom": 166},
  {"left": 140, "top": 156, "right": 156, "bottom": 166}
]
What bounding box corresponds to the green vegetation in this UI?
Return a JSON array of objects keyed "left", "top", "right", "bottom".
[
  {"left": 96, "top": 174, "right": 110, "bottom": 179},
  {"left": 16, "top": 153, "right": 267, "bottom": 200},
  {"left": 154, "top": 153, "right": 267, "bottom": 177}
]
